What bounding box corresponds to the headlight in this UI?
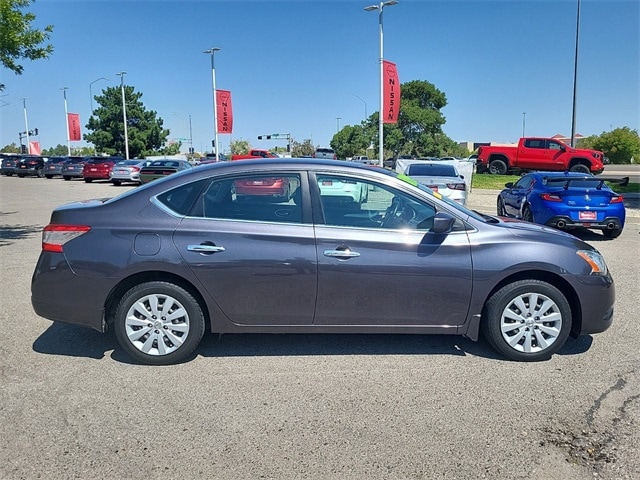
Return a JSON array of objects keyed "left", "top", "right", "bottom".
[{"left": 577, "top": 250, "right": 608, "bottom": 275}]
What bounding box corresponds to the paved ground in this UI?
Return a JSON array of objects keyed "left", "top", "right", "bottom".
[{"left": 1, "top": 176, "right": 638, "bottom": 480}]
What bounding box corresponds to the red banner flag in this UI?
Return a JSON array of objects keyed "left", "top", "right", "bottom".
[
  {"left": 216, "top": 90, "right": 233, "bottom": 134},
  {"left": 383, "top": 60, "right": 400, "bottom": 124},
  {"left": 29, "top": 141, "right": 41, "bottom": 155},
  {"left": 67, "top": 113, "right": 81, "bottom": 141}
]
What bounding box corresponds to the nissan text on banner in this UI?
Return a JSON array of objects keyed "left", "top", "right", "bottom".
[
  {"left": 383, "top": 60, "right": 400, "bottom": 124},
  {"left": 216, "top": 90, "right": 233, "bottom": 134},
  {"left": 67, "top": 113, "right": 82, "bottom": 141}
]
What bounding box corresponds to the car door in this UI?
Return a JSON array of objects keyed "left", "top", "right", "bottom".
[
  {"left": 312, "top": 173, "right": 473, "bottom": 328},
  {"left": 501, "top": 175, "right": 535, "bottom": 217},
  {"left": 518, "top": 138, "right": 547, "bottom": 169},
  {"left": 172, "top": 172, "right": 318, "bottom": 326}
]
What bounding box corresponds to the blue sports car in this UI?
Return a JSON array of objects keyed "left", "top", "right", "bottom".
[{"left": 497, "top": 171, "right": 628, "bottom": 239}]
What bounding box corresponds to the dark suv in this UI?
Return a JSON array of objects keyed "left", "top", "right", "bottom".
[
  {"left": 15, "top": 156, "right": 48, "bottom": 178},
  {"left": 0, "top": 153, "right": 21, "bottom": 176}
]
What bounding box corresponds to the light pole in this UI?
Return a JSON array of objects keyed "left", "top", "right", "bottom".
[
  {"left": 89, "top": 77, "right": 108, "bottom": 114},
  {"left": 522, "top": 112, "right": 526, "bottom": 137},
  {"left": 336, "top": 117, "right": 342, "bottom": 132},
  {"left": 365, "top": 0, "right": 398, "bottom": 167},
  {"left": 116, "top": 72, "right": 129, "bottom": 159},
  {"left": 570, "top": 0, "right": 581, "bottom": 147},
  {"left": 351, "top": 93, "right": 368, "bottom": 121},
  {"left": 61, "top": 87, "right": 71, "bottom": 155},
  {"left": 22, "top": 97, "right": 30, "bottom": 153},
  {"left": 204, "top": 47, "right": 221, "bottom": 161}
]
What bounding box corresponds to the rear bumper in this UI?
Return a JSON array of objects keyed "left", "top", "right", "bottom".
[{"left": 545, "top": 215, "right": 623, "bottom": 231}]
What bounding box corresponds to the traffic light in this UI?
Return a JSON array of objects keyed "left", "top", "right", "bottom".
[
  {"left": 258, "top": 135, "right": 272, "bottom": 140},
  {"left": 21, "top": 144, "right": 27, "bottom": 153},
  {"left": 34, "top": 128, "right": 38, "bottom": 135}
]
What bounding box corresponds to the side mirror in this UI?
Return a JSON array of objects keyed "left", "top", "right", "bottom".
[
  {"left": 430, "top": 212, "right": 456, "bottom": 234},
  {"left": 505, "top": 182, "right": 514, "bottom": 188}
]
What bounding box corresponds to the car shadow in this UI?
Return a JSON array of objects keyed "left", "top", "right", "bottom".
[{"left": 32, "top": 322, "right": 594, "bottom": 364}]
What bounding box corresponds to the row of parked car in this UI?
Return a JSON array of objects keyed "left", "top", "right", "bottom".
[{"left": 0, "top": 153, "right": 194, "bottom": 185}]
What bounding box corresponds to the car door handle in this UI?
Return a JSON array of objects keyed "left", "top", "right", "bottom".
[
  {"left": 187, "top": 244, "right": 226, "bottom": 253},
  {"left": 323, "top": 249, "right": 361, "bottom": 258}
]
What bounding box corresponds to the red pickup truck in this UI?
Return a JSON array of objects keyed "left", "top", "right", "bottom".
[
  {"left": 231, "top": 149, "right": 280, "bottom": 161},
  {"left": 477, "top": 137, "right": 605, "bottom": 175}
]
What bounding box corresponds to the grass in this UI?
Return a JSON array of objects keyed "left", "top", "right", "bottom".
[{"left": 471, "top": 173, "right": 640, "bottom": 194}]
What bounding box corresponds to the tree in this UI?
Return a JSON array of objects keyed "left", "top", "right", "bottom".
[
  {"left": 229, "top": 139, "right": 250, "bottom": 155},
  {"left": 581, "top": 127, "right": 640, "bottom": 165},
  {"left": 291, "top": 138, "right": 315, "bottom": 157},
  {"left": 331, "top": 80, "right": 460, "bottom": 160},
  {"left": 84, "top": 86, "right": 170, "bottom": 158},
  {"left": 0, "top": 0, "right": 54, "bottom": 91},
  {"left": 41, "top": 144, "right": 68, "bottom": 156},
  {"left": 1, "top": 143, "right": 21, "bottom": 153}
]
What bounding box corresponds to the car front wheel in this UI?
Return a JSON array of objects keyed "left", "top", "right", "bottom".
[
  {"left": 497, "top": 197, "right": 507, "bottom": 216},
  {"left": 114, "top": 281, "right": 205, "bottom": 365},
  {"left": 481, "top": 280, "right": 571, "bottom": 361}
]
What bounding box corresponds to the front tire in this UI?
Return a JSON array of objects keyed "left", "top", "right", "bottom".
[
  {"left": 569, "top": 164, "right": 590, "bottom": 174},
  {"left": 114, "top": 281, "right": 205, "bottom": 365},
  {"left": 481, "top": 280, "right": 572, "bottom": 361}
]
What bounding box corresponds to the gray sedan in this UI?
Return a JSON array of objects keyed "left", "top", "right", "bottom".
[{"left": 32, "top": 159, "right": 614, "bottom": 365}]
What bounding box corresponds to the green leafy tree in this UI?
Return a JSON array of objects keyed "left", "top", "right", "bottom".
[
  {"left": 291, "top": 138, "right": 315, "bottom": 157},
  {"left": 582, "top": 127, "right": 640, "bottom": 165},
  {"left": 41, "top": 144, "right": 68, "bottom": 156},
  {"left": 331, "top": 80, "right": 459, "bottom": 160},
  {"left": 0, "top": 0, "right": 54, "bottom": 91},
  {"left": 229, "top": 139, "right": 250, "bottom": 155},
  {"left": 1, "top": 143, "right": 21, "bottom": 153},
  {"left": 84, "top": 86, "right": 169, "bottom": 158}
]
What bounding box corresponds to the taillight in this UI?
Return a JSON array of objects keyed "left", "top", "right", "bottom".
[
  {"left": 611, "top": 195, "right": 624, "bottom": 204},
  {"left": 446, "top": 182, "right": 466, "bottom": 191},
  {"left": 541, "top": 193, "right": 562, "bottom": 202},
  {"left": 131, "top": 167, "right": 140, "bottom": 172},
  {"left": 42, "top": 225, "right": 91, "bottom": 252}
]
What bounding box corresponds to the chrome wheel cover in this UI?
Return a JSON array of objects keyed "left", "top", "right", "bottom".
[
  {"left": 500, "top": 292, "right": 562, "bottom": 353},
  {"left": 124, "top": 294, "right": 190, "bottom": 356}
]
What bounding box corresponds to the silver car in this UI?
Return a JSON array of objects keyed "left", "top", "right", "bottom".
[
  {"left": 110, "top": 160, "right": 150, "bottom": 186},
  {"left": 404, "top": 162, "right": 468, "bottom": 206}
]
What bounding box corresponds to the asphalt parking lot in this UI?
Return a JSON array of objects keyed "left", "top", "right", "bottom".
[{"left": 1, "top": 175, "right": 639, "bottom": 480}]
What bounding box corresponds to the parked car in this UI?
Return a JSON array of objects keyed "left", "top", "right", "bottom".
[
  {"left": 317, "top": 176, "right": 368, "bottom": 206},
  {"left": 496, "top": 171, "right": 627, "bottom": 238},
  {"left": 44, "top": 156, "right": 83, "bottom": 179},
  {"left": 82, "top": 156, "right": 124, "bottom": 182},
  {"left": 0, "top": 153, "right": 21, "bottom": 176},
  {"left": 110, "top": 160, "right": 151, "bottom": 186},
  {"left": 15, "top": 155, "right": 48, "bottom": 178},
  {"left": 139, "top": 159, "right": 192, "bottom": 183},
  {"left": 234, "top": 175, "right": 299, "bottom": 201},
  {"left": 403, "top": 161, "right": 468, "bottom": 206},
  {"left": 32, "top": 159, "right": 615, "bottom": 365},
  {"left": 198, "top": 153, "right": 228, "bottom": 165},
  {"left": 313, "top": 147, "right": 337, "bottom": 160},
  {"left": 61, "top": 156, "right": 88, "bottom": 180}
]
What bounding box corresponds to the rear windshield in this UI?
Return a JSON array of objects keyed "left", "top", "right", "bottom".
[{"left": 408, "top": 164, "right": 456, "bottom": 176}]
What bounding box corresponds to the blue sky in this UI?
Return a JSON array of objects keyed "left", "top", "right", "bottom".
[{"left": 1, "top": 0, "right": 638, "bottom": 154}]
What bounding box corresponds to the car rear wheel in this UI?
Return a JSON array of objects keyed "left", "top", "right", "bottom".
[
  {"left": 84, "top": 178, "right": 93, "bottom": 183},
  {"left": 114, "top": 281, "right": 205, "bottom": 365},
  {"left": 481, "top": 280, "right": 571, "bottom": 361},
  {"left": 112, "top": 180, "right": 122, "bottom": 186},
  {"left": 522, "top": 205, "right": 534, "bottom": 223},
  {"left": 603, "top": 228, "right": 622, "bottom": 239},
  {"left": 489, "top": 159, "right": 508, "bottom": 175},
  {"left": 63, "top": 176, "right": 71, "bottom": 181}
]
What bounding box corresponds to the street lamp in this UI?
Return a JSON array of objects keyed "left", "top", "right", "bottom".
[
  {"left": 89, "top": 77, "right": 108, "bottom": 114},
  {"left": 336, "top": 117, "right": 342, "bottom": 132},
  {"left": 570, "top": 0, "right": 581, "bottom": 147},
  {"left": 61, "top": 87, "right": 71, "bottom": 155},
  {"left": 204, "top": 47, "right": 221, "bottom": 161},
  {"left": 22, "top": 97, "right": 30, "bottom": 152},
  {"left": 364, "top": 0, "right": 398, "bottom": 167},
  {"left": 172, "top": 112, "right": 194, "bottom": 154},
  {"left": 116, "top": 71, "right": 129, "bottom": 159},
  {"left": 522, "top": 112, "right": 526, "bottom": 137},
  {"left": 351, "top": 93, "right": 368, "bottom": 121}
]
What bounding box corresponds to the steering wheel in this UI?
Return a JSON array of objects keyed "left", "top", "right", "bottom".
[{"left": 381, "top": 196, "right": 403, "bottom": 228}]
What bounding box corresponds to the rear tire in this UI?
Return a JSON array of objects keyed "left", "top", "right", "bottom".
[
  {"left": 522, "top": 205, "right": 534, "bottom": 223},
  {"left": 497, "top": 197, "right": 507, "bottom": 216},
  {"left": 84, "top": 178, "right": 93, "bottom": 183},
  {"left": 603, "top": 228, "right": 622, "bottom": 239},
  {"left": 63, "top": 176, "right": 71, "bottom": 181},
  {"left": 112, "top": 180, "right": 122, "bottom": 186},
  {"left": 481, "top": 280, "right": 572, "bottom": 361},
  {"left": 489, "top": 159, "right": 508, "bottom": 175},
  {"left": 114, "top": 281, "right": 205, "bottom": 365}
]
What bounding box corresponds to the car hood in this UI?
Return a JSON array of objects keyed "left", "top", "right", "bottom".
[{"left": 498, "top": 216, "right": 578, "bottom": 239}]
